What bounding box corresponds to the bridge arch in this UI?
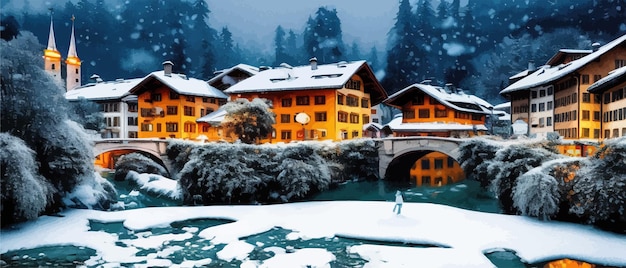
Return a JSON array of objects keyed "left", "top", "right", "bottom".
[
  {"left": 378, "top": 137, "right": 463, "bottom": 182},
  {"left": 93, "top": 139, "right": 172, "bottom": 174}
]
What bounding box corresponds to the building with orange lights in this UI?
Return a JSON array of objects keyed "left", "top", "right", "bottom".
[
  {"left": 129, "top": 61, "right": 228, "bottom": 140},
  {"left": 382, "top": 82, "right": 493, "bottom": 186},
  {"left": 587, "top": 66, "right": 626, "bottom": 139},
  {"left": 205, "top": 59, "right": 387, "bottom": 143}
]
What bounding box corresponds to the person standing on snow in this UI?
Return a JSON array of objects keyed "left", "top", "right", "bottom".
[{"left": 392, "top": 190, "right": 403, "bottom": 215}]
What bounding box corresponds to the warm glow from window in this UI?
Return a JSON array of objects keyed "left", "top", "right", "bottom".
[
  {"left": 66, "top": 57, "right": 81, "bottom": 65},
  {"left": 44, "top": 49, "right": 61, "bottom": 59}
]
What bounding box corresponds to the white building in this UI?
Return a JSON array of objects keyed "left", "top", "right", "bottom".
[{"left": 65, "top": 75, "right": 141, "bottom": 139}]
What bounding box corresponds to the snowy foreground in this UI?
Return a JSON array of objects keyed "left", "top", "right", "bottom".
[{"left": 2, "top": 201, "right": 626, "bottom": 267}]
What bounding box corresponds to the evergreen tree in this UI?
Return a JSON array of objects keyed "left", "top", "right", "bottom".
[
  {"left": 1, "top": 15, "right": 20, "bottom": 41},
  {"left": 382, "top": 0, "right": 419, "bottom": 94},
  {"left": 218, "top": 26, "right": 235, "bottom": 68},
  {"left": 273, "top": 25, "right": 287, "bottom": 65},
  {"left": 285, "top": 29, "right": 298, "bottom": 61},
  {"left": 347, "top": 41, "right": 361, "bottom": 61},
  {"left": 191, "top": 0, "right": 218, "bottom": 79},
  {"left": 367, "top": 46, "right": 380, "bottom": 72},
  {"left": 302, "top": 7, "right": 345, "bottom": 64}
]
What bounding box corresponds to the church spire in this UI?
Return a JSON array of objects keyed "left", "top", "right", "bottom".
[
  {"left": 67, "top": 15, "right": 78, "bottom": 58},
  {"left": 43, "top": 8, "right": 62, "bottom": 81},
  {"left": 46, "top": 10, "right": 57, "bottom": 51},
  {"left": 65, "top": 15, "right": 82, "bottom": 91}
]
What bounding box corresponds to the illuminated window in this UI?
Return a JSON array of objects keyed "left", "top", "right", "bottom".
[
  {"left": 315, "top": 112, "right": 327, "bottom": 122},
  {"left": 296, "top": 96, "right": 310, "bottom": 105},
  {"left": 314, "top": 96, "right": 325, "bottom": 105},
  {"left": 166, "top": 123, "right": 178, "bottom": 132},
  {"left": 282, "top": 98, "right": 292, "bottom": 107}
]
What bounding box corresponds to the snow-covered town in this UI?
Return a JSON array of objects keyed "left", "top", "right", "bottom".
[{"left": 1, "top": 0, "right": 626, "bottom": 267}]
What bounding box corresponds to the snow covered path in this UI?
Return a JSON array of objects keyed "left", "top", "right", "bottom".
[{"left": 2, "top": 201, "right": 626, "bottom": 267}]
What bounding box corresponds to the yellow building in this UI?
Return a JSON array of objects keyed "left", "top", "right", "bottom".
[
  {"left": 382, "top": 83, "right": 492, "bottom": 186},
  {"left": 588, "top": 66, "right": 626, "bottom": 139},
  {"left": 129, "top": 61, "right": 228, "bottom": 140},
  {"left": 501, "top": 34, "right": 626, "bottom": 141},
  {"left": 212, "top": 59, "right": 387, "bottom": 143}
]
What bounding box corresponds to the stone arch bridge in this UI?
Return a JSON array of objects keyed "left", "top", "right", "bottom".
[
  {"left": 377, "top": 137, "right": 463, "bottom": 180},
  {"left": 93, "top": 138, "right": 172, "bottom": 173}
]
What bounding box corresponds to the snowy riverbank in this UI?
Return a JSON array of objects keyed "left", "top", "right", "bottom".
[{"left": 2, "top": 201, "right": 626, "bottom": 267}]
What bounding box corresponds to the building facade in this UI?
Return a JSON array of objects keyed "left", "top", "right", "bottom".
[
  {"left": 130, "top": 61, "right": 228, "bottom": 140},
  {"left": 65, "top": 75, "right": 141, "bottom": 139},
  {"left": 501, "top": 34, "right": 626, "bottom": 141},
  {"left": 219, "top": 59, "right": 387, "bottom": 143},
  {"left": 382, "top": 83, "right": 492, "bottom": 186},
  {"left": 588, "top": 66, "right": 626, "bottom": 139},
  {"left": 383, "top": 83, "right": 491, "bottom": 137}
]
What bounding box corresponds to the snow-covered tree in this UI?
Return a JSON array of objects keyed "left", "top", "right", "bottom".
[
  {"left": 0, "top": 133, "right": 55, "bottom": 226},
  {"left": 489, "top": 144, "right": 560, "bottom": 214},
  {"left": 458, "top": 138, "right": 501, "bottom": 187},
  {"left": 513, "top": 170, "right": 560, "bottom": 220},
  {"left": 114, "top": 153, "right": 169, "bottom": 181},
  {"left": 302, "top": 7, "right": 345, "bottom": 64},
  {"left": 222, "top": 98, "right": 275, "bottom": 144},
  {"left": 69, "top": 97, "right": 105, "bottom": 131},
  {"left": 1, "top": 32, "right": 117, "bottom": 221},
  {"left": 570, "top": 138, "right": 626, "bottom": 233}
]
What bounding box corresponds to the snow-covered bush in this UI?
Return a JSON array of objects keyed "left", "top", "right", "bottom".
[
  {"left": 569, "top": 137, "right": 626, "bottom": 233},
  {"left": 490, "top": 145, "right": 560, "bottom": 214},
  {"left": 63, "top": 172, "right": 118, "bottom": 210},
  {"left": 0, "top": 133, "right": 55, "bottom": 226},
  {"left": 458, "top": 138, "right": 501, "bottom": 187},
  {"left": 335, "top": 139, "right": 379, "bottom": 181},
  {"left": 114, "top": 153, "right": 169, "bottom": 181},
  {"left": 171, "top": 139, "right": 377, "bottom": 205},
  {"left": 274, "top": 145, "right": 332, "bottom": 200},
  {"left": 513, "top": 169, "right": 560, "bottom": 220}
]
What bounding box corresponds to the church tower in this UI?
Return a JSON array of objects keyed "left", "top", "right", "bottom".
[
  {"left": 43, "top": 10, "right": 62, "bottom": 82},
  {"left": 65, "top": 15, "right": 81, "bottom": 91}
]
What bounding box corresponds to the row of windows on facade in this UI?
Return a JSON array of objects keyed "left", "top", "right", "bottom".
[
  {"left": 514, "top": 91, "right": 610, "bottom": 114},
  {"left": 140, "top": 122, "right": 196, "bottom": 133},
  {"left": 556, "top": 127, "right": 626, "bottom": 139},
  {"left": 280, "top": 95, "right": 369, "bottom": 108},
  {"left": 277, "top": 129, "right": 359, "bottom": 140},
  {"left": 278, "top": 112, "right": 369, "bottom": 124},
  {"left": 139, "top": 106, "right": 215, "bottom": 117},
  {"left": 604, "top": 87, "right": 626, "bottom": 104},
  {"left": 403, "top": 109, "right": 483, "bottom": 121},
  {"left": 148, "top": 92, "right": 225, "bottom": 105}
]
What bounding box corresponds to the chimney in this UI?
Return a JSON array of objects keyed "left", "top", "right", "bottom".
[
  {"left": 528, "top": 60, "right": 536, "bottom": 72},
  {"left": 591, "top": 42, "right": 601, "bottom": 52},
  {"left": 445, "top": 83, "right": 457, "bottom": 94},
  {"left": 309, "top": 57, "right": 318, "bottom": 70},
  {"left": 162, "top": 61, "right": 174, "bottom": 76}
]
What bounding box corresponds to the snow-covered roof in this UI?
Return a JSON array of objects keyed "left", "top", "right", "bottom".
[
  {"left": 131, "top": 71, "right": 227, "bottom": 99},
  {"left": 209, "top": 63, "right": 259, "bottom": 82},
  {"left": 384, "top": 115, "right": 488, "bottom": 132},
  {"left": 545, "top": 49, "right": 592, "bottom": 65},
  {"left": 509, "top": 69, "right": 531, "bottom": 80},
  {"left": 64, "top": 78, "right": 142, "bottom": 101},
  {"left": 587, "top": 66, "right": 626, "bottom": 93},
  {"left": 501, "top": 34, "right": 626, "bottom": 95},
  {"left": 493, "top": 102, "right": 511, "bottom": 110},
  {"left": 362, "top": 122, "right": 383, "bottom": 131},
  {"left": 384, "top": 83, "right": 492, "bottom": 115},
  {"left": 196, "top": 107, "right": 227, "bottom": 125},
  {"left": 224, "top": 60, "right": 387, "bottom": 105}
]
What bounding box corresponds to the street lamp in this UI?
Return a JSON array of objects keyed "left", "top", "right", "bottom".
[{"left": 295, "top": 112, "right": 310, "bottom": 141}]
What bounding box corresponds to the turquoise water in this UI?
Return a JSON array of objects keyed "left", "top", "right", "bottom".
[{"left": 0, "top": 178, "right": 539, "bottom": 267}]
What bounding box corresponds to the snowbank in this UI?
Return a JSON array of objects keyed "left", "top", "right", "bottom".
[{"left": 2, "top": 201, "right": 625, "bottom": 267}]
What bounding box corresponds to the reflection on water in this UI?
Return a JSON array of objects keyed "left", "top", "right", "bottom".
[{"left": 409, "top": 152, "right": 466, "bottom": 186}]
